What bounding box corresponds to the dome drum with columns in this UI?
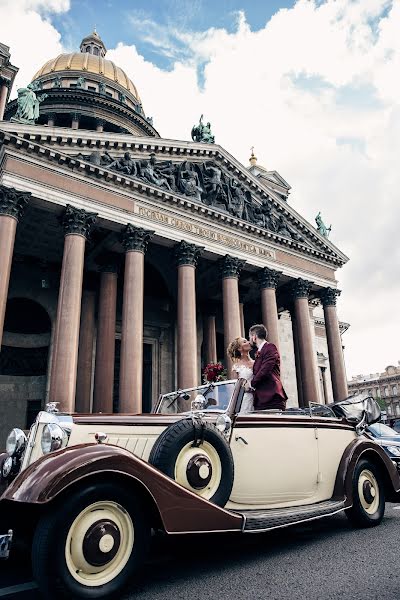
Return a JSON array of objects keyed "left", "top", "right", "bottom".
[
  {"left": 0, "top": 32, "right": 350, "bottom": 445},
  {"left": 4, "top": 31, "right": 158, "bottom": 136}
]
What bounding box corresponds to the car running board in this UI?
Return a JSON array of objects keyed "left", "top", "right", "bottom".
[{"left": 235, "top": 499, "right": 347, "bottom": 532}]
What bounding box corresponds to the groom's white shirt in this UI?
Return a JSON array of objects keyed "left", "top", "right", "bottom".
[{"left": 257, "top": 340, "right": 267, "bottom": 351}]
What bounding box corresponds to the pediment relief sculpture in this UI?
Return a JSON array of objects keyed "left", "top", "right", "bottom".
[{"left": 75, "top": 149, "right": 307, "bottom": 245}]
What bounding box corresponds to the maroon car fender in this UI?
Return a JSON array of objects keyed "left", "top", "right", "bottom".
[
  {"left": 0, "top": 444, "right": 242, "bottom": 534},
  {"left": 333, "top": 438, "right": 400, "bottom": 503}
]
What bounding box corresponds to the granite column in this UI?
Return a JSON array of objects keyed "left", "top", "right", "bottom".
[
  {"left": 290, "top": 278, "right": 319, "bottom": 407},
  {"left": 49, "top": 205, "right": 97, "bottom": 412},
  {"left": 93, "top": 265, "right": 118, "bottom": 413},
  {"left": 220, "top": 255, "right": 245, "bottom": 376},
  {"left": 258, "top": 267, "right": 282, "bottom": 350},
  {"left": 0, "top": 186, "right": 29, "bottom": 344},
  {"left": 321, "top": 288, "right": 348, "bottom": 402},
  {"left": 175, "top": 241, "right": 202, "bottom": 389},
  {"left": 119, "top": 225, "right": 153, "bottom": 413}
]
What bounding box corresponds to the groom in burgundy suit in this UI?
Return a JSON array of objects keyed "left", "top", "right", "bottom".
[{"left": 249, "top": 324, "right": 287, "bottom": 410}]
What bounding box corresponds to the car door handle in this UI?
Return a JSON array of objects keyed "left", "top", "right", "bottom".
[{"left": 235, "top": 436, "right": 248, "bottom": 445}]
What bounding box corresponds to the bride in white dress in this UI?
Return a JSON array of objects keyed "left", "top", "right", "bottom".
[{"left": 227, "top": 336, "right": 254, "bottom": 413}]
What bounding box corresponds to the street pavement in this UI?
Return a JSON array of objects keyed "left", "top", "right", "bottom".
[{"left": 1, "top": 504, "right": 400, "bottom": 599}]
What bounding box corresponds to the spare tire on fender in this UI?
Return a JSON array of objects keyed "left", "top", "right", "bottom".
[{"left": 149, "top": 419, "right": 234, "bottom": 507}]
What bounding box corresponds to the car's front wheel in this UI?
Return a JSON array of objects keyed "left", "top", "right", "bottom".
[
  {"left": 32, "top": 482, "right": 150, "bottom": 599},
  {"left": 345, "top": 458, "right": 385, "bottom": 527}
]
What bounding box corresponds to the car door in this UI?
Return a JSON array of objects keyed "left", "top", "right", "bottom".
[{"left": 228, "top": 412, "right": 319, "bottom": 508}]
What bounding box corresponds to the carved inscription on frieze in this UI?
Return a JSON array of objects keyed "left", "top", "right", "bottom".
[{"left": 136, "top": 206, "right": 276, "bottom": 260}]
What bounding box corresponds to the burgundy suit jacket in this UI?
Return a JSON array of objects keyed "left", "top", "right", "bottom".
[{"left": 251, "top": 342, "right": 287, "bottom": 410}]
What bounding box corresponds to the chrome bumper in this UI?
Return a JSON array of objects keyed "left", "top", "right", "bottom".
[{"left": 0, "top": 530, "right": 13, "bottom": 559}]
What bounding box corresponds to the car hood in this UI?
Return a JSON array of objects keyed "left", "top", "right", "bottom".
[{"left": 374, "top": 437, "right": 400, "bottom": 446}]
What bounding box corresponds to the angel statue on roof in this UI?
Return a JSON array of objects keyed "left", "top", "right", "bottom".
[
  {"left": 12, "top": 83, "right": 48, "bottom": 124},
  {"left": 315, "top": 212, "right": 332, "bottom": 238},
  {"left": 191, "top": 115, "right": 215, "bottom": 143}
]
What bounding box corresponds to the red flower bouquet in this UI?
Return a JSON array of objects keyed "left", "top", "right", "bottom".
[{"left": 203, "top": 362, "right": 227, "bottom": 383}]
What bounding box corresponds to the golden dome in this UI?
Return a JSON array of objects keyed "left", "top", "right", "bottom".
[{"left": 31, "top": 52, "right": 140, "bottom": 101}]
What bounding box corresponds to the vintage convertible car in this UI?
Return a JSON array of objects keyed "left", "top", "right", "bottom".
[{"left": 0, "top": 380, "right": 399, "bottom": 600}]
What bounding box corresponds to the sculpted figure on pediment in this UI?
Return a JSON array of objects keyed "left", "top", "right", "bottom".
[
  {"left": 154, "top": 158, "right": 179, "bottom": 191},
  {"left": 229, "top": 179, "right": 246, "bottom": 219},
  {"left": 202, "top": 161, "right": 230, "bottom": 211},
  {"left": 139, "top": 153, "right": 172, "bottom": 190},
  {"left": 177, "top": 161, "right": 203, "bottom": 202},
  {"left": 107, "top": 152, "right": 138, "bottom": 176}
]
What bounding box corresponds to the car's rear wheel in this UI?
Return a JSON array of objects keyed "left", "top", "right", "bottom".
[
  {"left": 149, "top": 418, "right": 234, "bottom": 506},
  {"left": 32, "top": 482, "right": 150, "bottom": 599},
  {"left": 345, "top": 458, "right": 385, "bottom": 527}
]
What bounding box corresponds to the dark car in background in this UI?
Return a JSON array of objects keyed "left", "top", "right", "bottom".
[{"left": 367, "top": 422, "right": 400, "bottom": 468}]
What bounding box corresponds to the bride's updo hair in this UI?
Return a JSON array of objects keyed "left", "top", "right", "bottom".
[{"left": 227, "top": 337, "right": 242, "bottom": 360}]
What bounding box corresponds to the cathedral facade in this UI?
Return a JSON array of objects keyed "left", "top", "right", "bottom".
[{"left": 0, "top": 32, "right": 349, "bottom": 444}]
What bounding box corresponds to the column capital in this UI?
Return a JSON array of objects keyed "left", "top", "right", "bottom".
[
  {"left": 121, "top": 223, "right": 153, "bottom": 253},
  {"left": 320, "top": 287, "right": 341, "bottom": 306},
  {"left": 219, "top": 254, "right": 246, "bottom": 279},
  {"left": 0, "top": 185, "right": 30, "bottom": 221},
  {"left": 258, "top": 267, "right": 282, "bottom": 289},
  {"left": 290, "top": 278, "right": 313, "bottom": 300},
  {"left": 61, "top": 204, "right": 97, "bottom": 239},
  {"left": 174, "top": 240, "right": 203, "bottom": 267},
  {"left": 0, "top": 76, "right": 11, "bottom": 87}
]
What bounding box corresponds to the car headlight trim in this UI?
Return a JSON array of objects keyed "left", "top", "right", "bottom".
[
  {"left": 41, "top": 423, "right": 68, "bottom": 454},
  {"left": 385, "top": 445, "right": 400, "bottom": 457},
  {"left": 216, "top": 414, "right": 232, "bottom": 435},
  {"left": 6, "top": 428, "right": 27, "bottom": 457}
]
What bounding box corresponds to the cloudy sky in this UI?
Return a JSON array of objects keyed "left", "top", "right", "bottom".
[{"left": 0, "top": 0, "right": 399, "bottom": 379}]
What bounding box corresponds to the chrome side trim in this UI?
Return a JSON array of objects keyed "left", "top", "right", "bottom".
[{"left": 0, "top": 530, "right": 13, "bottom": 559}]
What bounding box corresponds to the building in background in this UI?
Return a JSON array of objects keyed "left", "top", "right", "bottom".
[
  {"left": 348, "top": 364, "right": 400, "bottom": 420},
  {"left": 0, "top": 32, "right": 349, "bottom": 444}
]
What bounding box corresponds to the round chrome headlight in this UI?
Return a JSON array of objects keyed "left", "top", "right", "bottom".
[
  {"left": 6, "top": 428, "right": 27, "bottom": 457},
  {"left": 216, "top": 414, "right": 232, "bottom": 434},
  {"left": 41, "top": 423, "right": 68, "bottom": 454}
]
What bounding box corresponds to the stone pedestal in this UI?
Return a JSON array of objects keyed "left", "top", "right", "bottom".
[
  {"left": 321, "top": 288, "right": 348, "bottom": 402},
  {"left": 93, "top": 268, "right": 118, "bottom": 413},
  {"left": 290, "top": 279, "right": 320, "bottom": 407},
  {"left": 175, "top": 241, "right": 202, "bottom": 389},
  {"left": 49, "top": 205, "right": 97, "bottom": 412},
  {"left": 258, "top": 267, "right": 281, "bottom": 350},
  {"left": 75, "top": 290, "right": 96, "bottom": 413},
  {"left": 220, "top": 256, "right": 245, "bottom": 376},
  {"left": 0, "top": 186, "right": 29, "bottom": 343},
  {"left": 119, "top": 225, "right": 153, "bottom": 413}
]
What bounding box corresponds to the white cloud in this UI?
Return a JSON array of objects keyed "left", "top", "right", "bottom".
[
  {"left": 1, "top": 0, "right": 400, "bottom": 378},
  {"left": 0, "top": 0, "right": 69, "bottom": 92}
]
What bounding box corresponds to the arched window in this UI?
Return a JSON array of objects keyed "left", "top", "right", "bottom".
[{"left": 4, "top": 298, "right": 51, "bottom": 334}]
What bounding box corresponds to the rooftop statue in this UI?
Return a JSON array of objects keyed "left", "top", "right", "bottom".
[
  {"left": 315, "top": 212, "right": 332, "bottom": 238},
  {"left": 12, "top": 83, "right": 48, "bottom": 124},
  {"left": 191, "top": 114, "right": 215, "bottom": 144}
]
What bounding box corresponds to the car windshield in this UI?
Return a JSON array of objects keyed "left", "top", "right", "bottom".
[
  {"left": 369, "top": 423, "right": 400, "bottom": 437},
  {"left": 156, "top": 380, "right": 237, "bottom": 414}
]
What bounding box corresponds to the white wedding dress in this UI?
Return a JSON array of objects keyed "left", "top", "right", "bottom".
[{"left": 233, "top": 364, "right": 254, "bottom": 413}]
